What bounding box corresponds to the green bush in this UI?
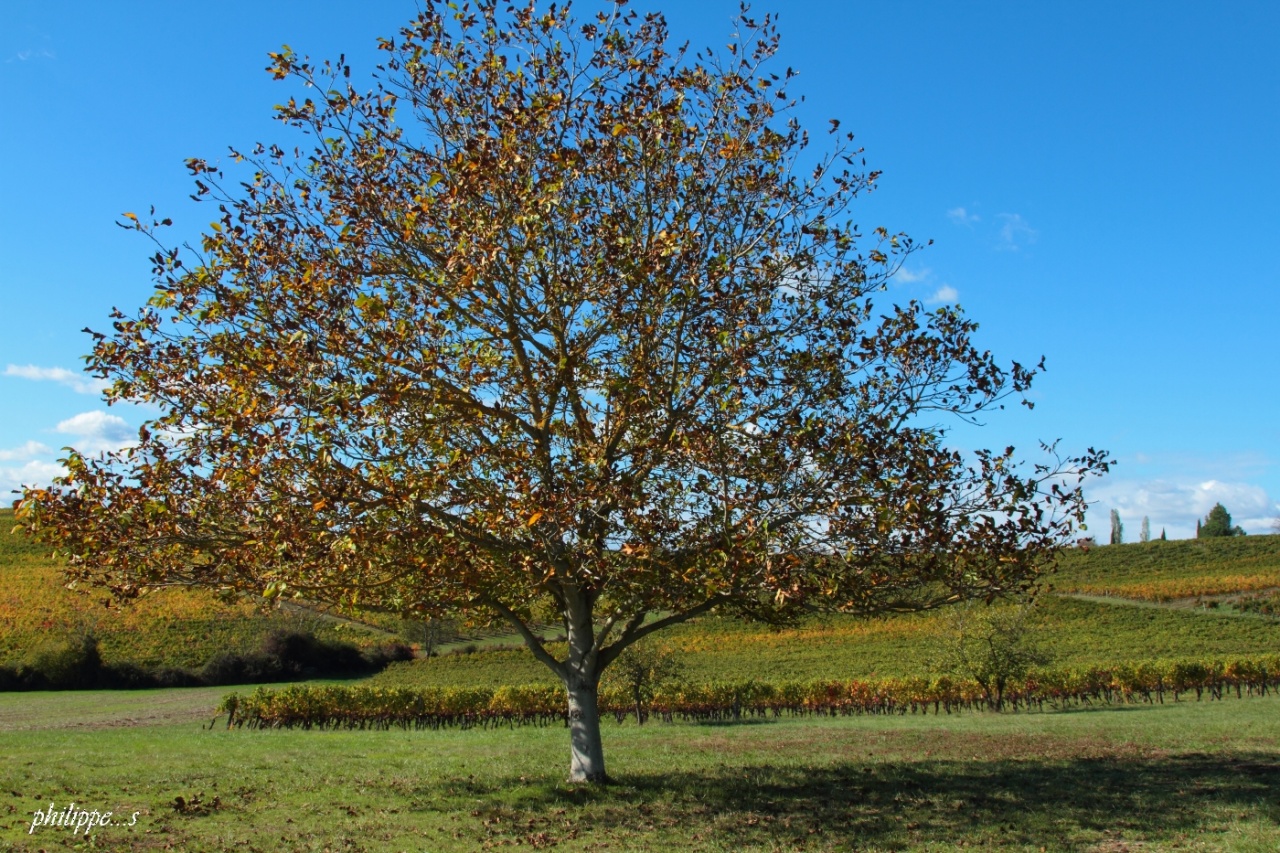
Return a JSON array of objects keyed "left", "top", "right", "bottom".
[{"left": 0, "top": 629, "right": 413, "bottom": 692}]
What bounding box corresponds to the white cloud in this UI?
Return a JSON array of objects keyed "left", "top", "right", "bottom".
[
  {"left": 54, "top": 411, "right": 136, "bottom": 455},
  {"left": 5, "top": 364, "right": 105, "bottom": 396},
  {"left": 0, "top": 441, "right": 52, "bottom": 462},
  {"left": 947, "top": 207, "right": 980, "bottom": 226},
  {"left": 893, "top": 266, "right": 931, "bottom": 285},
  {"left": 0, "top": 460, "right": 65, "bottom": 501},
  {"left": 1088, "top": 478, "right": 1279, "bottom": 539},
  {"left": 890, "top": 266, "right": 959, "bottom": 305},
  {"left": 996, "top": 213, "right": 1037, "bottom": 251},
  {"left": 926, "top": 285, "right": 959, "bottom": 305}
]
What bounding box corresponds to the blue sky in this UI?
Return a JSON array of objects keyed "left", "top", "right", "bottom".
[{"left": 2, "top": 1, "right": 1277, "bottom": 540}]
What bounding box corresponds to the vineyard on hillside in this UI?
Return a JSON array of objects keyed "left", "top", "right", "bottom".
[
  {"left": 1051, "top": 535, "right": 1280, "bottom": 601},
  {"left": 0, "top": 509, "right": 391, "bottom": 668},
  {"left": 368, "top": 594, "right": 1280, "bottom": 690},
  {"left": 5, "top": 505, "right": 1280, "bottom": 685}
]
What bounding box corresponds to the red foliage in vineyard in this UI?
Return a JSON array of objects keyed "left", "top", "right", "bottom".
[{"left": 220, "top": 655, "right": 1280, "bottom": 731}]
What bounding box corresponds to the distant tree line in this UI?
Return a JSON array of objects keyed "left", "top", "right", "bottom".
[{"left": 1107, "top": 503, "right": 1248, "bottom": 544}]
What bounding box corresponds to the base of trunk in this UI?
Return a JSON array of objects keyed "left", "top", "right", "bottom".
[{"left": 567, "top": 679, "right": 608, "bottom": 783}]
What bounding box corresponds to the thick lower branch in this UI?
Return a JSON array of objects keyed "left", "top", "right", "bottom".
[
  {"left": 486, "top": 598, "right": 566, "bottom": 681},
  {"left": 599, "top": 597, "right": 721, "bottom": 669}
]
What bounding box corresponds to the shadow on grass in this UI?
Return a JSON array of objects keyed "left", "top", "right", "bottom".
[
  {"left": 494, "top": 752, "right": 1280, "bottom": 850},
  {"left": 692, "top": 717, "right": 778, "bottom": 727}
]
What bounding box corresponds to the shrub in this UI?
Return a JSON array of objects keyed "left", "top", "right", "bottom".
[
  {"left": 19, "top": 633, "right": 103, "bottom": 689},
  {"left": 0, "top": 628, "right": 411, "bottom": 692}
]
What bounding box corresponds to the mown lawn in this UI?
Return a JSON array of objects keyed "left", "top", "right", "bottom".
[{"left": 1, "top": 687, "right": 1277, "bottom": 851}]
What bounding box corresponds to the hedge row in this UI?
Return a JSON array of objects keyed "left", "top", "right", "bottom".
[
  {"left": 0, "top": 630, "right": 413, "bottom": 692},
  {"left": 218, "top": 655, "right": 1280, "bottom": 730}
]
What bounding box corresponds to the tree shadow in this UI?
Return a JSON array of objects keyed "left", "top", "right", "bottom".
[
  {"left": 505, "top": 751, "right": 1280, "bottom": 849},
  {"left": 691, "top": 717, "right": 778, "bottom": 727}
]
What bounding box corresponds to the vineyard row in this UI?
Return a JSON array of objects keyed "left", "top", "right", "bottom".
[{"left": 218, "top": 655, "right": 1280, "bottom": 730}]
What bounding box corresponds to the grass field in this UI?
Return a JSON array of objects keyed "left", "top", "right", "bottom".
[{"left": 1, "top": 687, "right": 1277, "bottom": 851}]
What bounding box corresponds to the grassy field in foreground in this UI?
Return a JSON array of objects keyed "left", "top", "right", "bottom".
[{"left": 0, "top": 688, "right": 1277, "bottom": 852}]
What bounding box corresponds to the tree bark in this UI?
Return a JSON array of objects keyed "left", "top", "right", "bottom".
[
  {"left": 565, "top": 673, "right": 608, "bottom": 783},
  {"left": 560, "top": 582, "right": 609, "bottom": 783}
]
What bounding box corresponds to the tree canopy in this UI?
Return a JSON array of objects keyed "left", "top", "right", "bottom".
[
  {"left": 1199, "top": 503, "right": 1244, "bottom": 538},
  {"left": 17, "top": 1, "right": 1109, "bottom": 782}
]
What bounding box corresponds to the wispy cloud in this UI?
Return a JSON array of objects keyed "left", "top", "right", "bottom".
[
  {"left": 892, "top": 266, "right": 931, "bottom": 285},
  {"left": 996, "top": 213, "right": 1037, "bottom": 251},
  {"left": 7, "top": 48, "right": 56, "bottom": 62},
  {"left": 55, "top": 411, "right": 135, "bottom": 455},
  {"left": 947, "top": 207, "right": 980, "bottom": 226},
  {"left": 4, "top": 27, "right": 56, "bottom": 64},
  {"left": 925, "top": 285, "right": 959, "bottom": 305},
  {"left": 0, "top": 441, "right": 52, "bottom": 462},
  {"left": 5, "top": 364, "right": 105, "bottom": 396},
  {"left": 892, "top": 266, "right": 960, "bottom": 306}
]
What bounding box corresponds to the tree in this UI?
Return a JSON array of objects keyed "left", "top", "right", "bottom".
[
  {"left": 1139, "top": 515, "right": 1150, "bottom": 543},
  {"left": 1110, "top": 509, "right": 1123, "bottom": 545},
  {"left": 934, "top": 601, "right": 1050, "bottom": 711},
  {"left": 602, "top": 640, "right": 684, "bottom": 725},
  {"left": 1199, "top": 503, "right": 1244, "bottom": 538},
  {"left": 16, "top": 2, "right": 1109, "bottom": 782}
]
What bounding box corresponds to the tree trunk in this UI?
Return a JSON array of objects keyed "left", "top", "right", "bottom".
[
  {"left": 560, "top": 582, "right": 609, "bottom": 783},
  {"left": 565, "top": 674, "right": 607, "bottom": 783}
]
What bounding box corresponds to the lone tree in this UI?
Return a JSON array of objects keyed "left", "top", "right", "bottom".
[
  {"left": 935, "top": 601, "right": 1050, "bottom": 711},
  {"left": 1110, "top": 509, "right": 1123, "bottom": 545},
  {"left": 17, "top": 2, "right": 1108, "bottom": 782},
  {"left": 1199, "top": 503, "right": 1244, "bottom": 538}
]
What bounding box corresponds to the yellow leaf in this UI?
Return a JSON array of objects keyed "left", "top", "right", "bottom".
[
  {"left": 527, "top": 512, "right": 543, "bottom": 527},
  {"left": 122, "top": 212, "right": 138, "bottom": 221},
  {"left": 611, "top": 123, "right": 625, "bottom": 137}
]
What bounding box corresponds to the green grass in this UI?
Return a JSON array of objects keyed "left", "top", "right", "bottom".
[{"left": 0, "top": 687, "right": 1277, "bottom": 851}]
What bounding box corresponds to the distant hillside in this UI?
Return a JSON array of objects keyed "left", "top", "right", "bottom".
[
  {"left": 0, "top": 508, "right": 393, "bottom": 668},
  {"left": 6, "top": 505, "right": 1279, "bottom": 684},
  {"left": 1050, "top": 534, "right": 1280, "bottom": 602}
]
